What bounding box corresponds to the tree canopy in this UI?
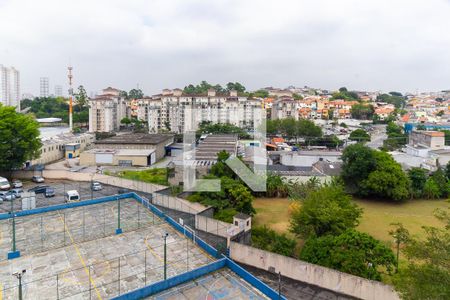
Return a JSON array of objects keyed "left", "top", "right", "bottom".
[
  {"left": 341, "top": 144, "right": 410, "bottom": 201},
  {"left": 266, "top": 118, "right": 322, "bottom": 140},
  {"left": 393, "top": 205, "right": 450, "bottom": 299},
  {"left": 198, "top": 121, "right": 250, "bottom": 138},
  {"left": 351, "top": 104, "right": 374, "bottom": 120},
  {"left": 0, "top": 105, "right": 42, "bottom": 172},
  {"left": 183, "top": 81, "right": 247, "bottom": 95},
  {"left": 376, "top": 93, "right": 406, "bottom": 109},
  {"left": 289, "top": 184, "right": 362, "bottom": 238},
  {"left": 252, "top": 226, "right": 297, "bottom": 257},
  {"left": 349, "top": 128, "right": 371, "bottom": 143},
  {"left": 300, "top": 229, "right": 396, "bottom": 281},
  {"left": 331, "top": 87, "right": 360, "bottom": 101}
]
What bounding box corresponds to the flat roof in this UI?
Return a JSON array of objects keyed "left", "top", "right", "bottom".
[{"left": 95, "top": 133, "right": 174, "bottom": 145}]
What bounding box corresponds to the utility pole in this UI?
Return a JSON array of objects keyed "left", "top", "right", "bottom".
[
  {"left": 163, "top": 233, "right": 168, "bottom": 280},
  {"left": 68, "top": 66, "right": 73, "bottom": 132},
  {"left": 13, "top": 270, "right": 26, "bottom": 300}
]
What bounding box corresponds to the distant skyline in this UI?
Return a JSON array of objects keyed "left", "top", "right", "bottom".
[{"left": 1, "top": 0, "right": 450, "bottom": 96}]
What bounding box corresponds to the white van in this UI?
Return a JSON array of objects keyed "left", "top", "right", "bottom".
[
  {"left": 0, "top": 177, "right": 10, "bottom": 190},
  {"left": 65, "top": 190, "right": 80, "bottom": 202}
]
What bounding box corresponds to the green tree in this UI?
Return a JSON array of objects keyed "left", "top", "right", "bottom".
[
  {"left": 289, "top": 185, "right": 362, "bottom": 238},
  {"left": 74, "top": 85, "right": 88, "bottom": 109},
  {"left": 423, "top": 178, "right": 440, "bottom": 199},
  {"left": 408, "top": 167, "right": 428, "bottom": 198},
  {"left": 431, "top": 167, "right": 449, "bottom": 197},
  {"left": 120, "top": 117, "right": 132, "bottom": 126},
  {"left": 0, "top": 105, "right": 42, "bottom": 173},
  {"left": 331, "top": 87, "right": 360, "bottom": 100},
  {"left": 226, "top": 82, "right": 246, "bottom": 93},
  {"left": 349, "top": 128, "right": 371, "bottom": 143},
  {"left": 292, "top": 93, "right": 303, "bottom": 100},
  {"left": 300, "top": 229, "right": 396, "bottom": 280},
  {"left": 128, "top": 89, "right": 144, "bottom": 99},
  {"left": 351, "top": 104, "right": 374, "bottom": 120},
  {"left": 342, "top": 144, "right": 410, "bottom": 201},
  {"left": 341, "top": 143, "right": 377, "bottom": 191},
  {"left": 252, "top": 226, "right": 297, "bottom": 257},
  {"left": 376, "top": 93, "right": 406, "bottom": 109},
  {"left": 360, "top": 150, "right": 410, "bottom": 201},
  {"left": 252, "top": 90, "right": 269, "bottom": 98},
  {"left": 389, "top": 223, "right": 410, "bottom": 273},
  {"left": 393, "top": 206, "right": 450, "bottom": 300}
]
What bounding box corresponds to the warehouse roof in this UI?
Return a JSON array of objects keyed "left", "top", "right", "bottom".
[{"left": 95, "top": 133, "right": 174, "bottom": 145}]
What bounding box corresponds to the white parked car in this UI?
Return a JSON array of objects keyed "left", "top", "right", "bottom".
[
  {"left": 12, "top": 180, "right": 23, "bottom": 188},
  {"left": 65, "top": 190, "right": 80, "bottom": 202},
  {"left": 32, "top": 175, "right": 45, "bottom": 183},
  {"left": 0, "top": 177, "right": 10, "bottom": 190},
  {"left": 0, "top": 191, "right": 16, "bottom": 201}
]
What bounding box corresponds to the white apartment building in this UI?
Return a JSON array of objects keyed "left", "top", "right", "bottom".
[
  {"left": 40, "top": 77, "right": 49, "bottom": 97},
  {"left": 0, "top": 65, "right": 20, "bottom": 110},
  {"left": 146, "top": 89, "right": 263, "bottom": 133},
  {"left": 88, "top": 87, "right": 127, "bottom": 132},
  {"left": 271, "top": 96, "right": 299, "bottom": 120}
]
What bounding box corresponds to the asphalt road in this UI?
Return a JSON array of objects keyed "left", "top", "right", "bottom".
[
  {"left": 367, "top": 124, "right": 387, "bottom": 149},
  {"left": 0, "top": 179, "right": 124, "bottom": 214}
]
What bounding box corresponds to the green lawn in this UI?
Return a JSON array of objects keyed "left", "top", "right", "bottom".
[
  {"left": 253, "top": 197, "right": 449, "bottom": 244},
  {"left": 117, "top": 168, "right": 169, "bottom": 186},
  {"left": 253, "top": 197, "right": 293, "bottom": 234},
  {"left": 355, "top": 198, "right": 448, "bottom": 243}
]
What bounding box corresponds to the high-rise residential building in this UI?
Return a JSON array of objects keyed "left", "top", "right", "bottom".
[
  {"left": 146, "top": 88, "right": 263, "bottom": 133},
  {"left": 54, "top": 85, "right": 63, "bottom": 97},
  {"left": 40, "top": 77, "right": 49, "bottom": 97},
  {"left": 0, "top": 65, "right": 21, "bottom": 110},
  {"left": 88, "top": 87, "right": 127, "bottom": 132}
]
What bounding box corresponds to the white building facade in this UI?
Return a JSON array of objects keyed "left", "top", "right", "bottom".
[
  {"left": 147, "top": 89, "right": 263, "bottom": 133},
  {"left": 0, "top": 65, "right": 20, "bottom": 110},
  {"left": 88, "top": 87, "right": 127, "bottom": 132}
]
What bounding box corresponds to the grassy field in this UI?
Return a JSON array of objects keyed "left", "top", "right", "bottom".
[
  {"left": 253, "top": 197, "right": 293, "bottom": 233},
  {"left": 253, "top": 197, "right": 449, "bottom": 244},
  {"left": 117, "top": 168, "right": 169, "bottom": 186}
]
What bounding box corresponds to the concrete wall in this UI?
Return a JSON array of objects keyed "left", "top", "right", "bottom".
[
  {"left": 12, "top": 170, "right": 167, "bottom": 193},
  {"left": 229, "top": 242, "right": 400, "bottom": 300},
  {"left": 151, "top": 193, "right": 206, "bottom": 214},
  {"left": 195, "top": 215, "right": 240, "bottom": 238}
]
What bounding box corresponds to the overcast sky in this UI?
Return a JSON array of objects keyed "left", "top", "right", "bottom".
[{"left": 1, "top": 0, "right": 450, "bottom": 96}]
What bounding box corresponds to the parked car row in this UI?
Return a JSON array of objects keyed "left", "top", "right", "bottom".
[{"left": 0, "top": 176, "right": 104, "bottom": 203}]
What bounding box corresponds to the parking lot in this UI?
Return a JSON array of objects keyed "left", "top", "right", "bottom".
[{"left": 0, "top": 179, "right": 127, "bottom": 214}]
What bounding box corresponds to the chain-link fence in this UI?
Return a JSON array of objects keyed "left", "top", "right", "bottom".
[
  {"left": 0, "top": 198, "right": 161, "bottom": 263},
  {"left": 1, "top": 240, "right": 211, "bottom": 300}
]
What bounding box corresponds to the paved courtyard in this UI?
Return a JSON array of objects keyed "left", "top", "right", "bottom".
[
  {"left": 149, "top": 269, "right": 269, "bottom": 300},
  {"left": 0, "top": 199, "right": 213, "bottom": 299}
]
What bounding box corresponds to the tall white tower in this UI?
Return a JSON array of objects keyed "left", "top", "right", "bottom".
[
  {"left": 40, "top": 77, "right": 49, "bottom": 97},
  {"left": 0, "top": 65, "right": 21, "bottom": 111}
]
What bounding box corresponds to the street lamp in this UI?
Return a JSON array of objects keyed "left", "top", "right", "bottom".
[
  {"left": 13, "top": 269, "right": 26, "bottom": 300},
  {"left": 163, "top": 233, "right": 169, "bottom": 280}
]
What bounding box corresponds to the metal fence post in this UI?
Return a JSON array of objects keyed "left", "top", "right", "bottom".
[
  {"left": 40, "top": 214, "right": 44, "bottom": 250},
  {"left": 63, "top": 211, "right": 66, "bottom": 246},
  {"left": 89, "top": 265, "right": 92, "bottom": 300},
  {"left": 137, "top": 202, "right": 140, "bottom": 229},
  {"left": 118, "top": 256, "right": 121, "bottom": 295},
  {"left": 103, "top": 203, "right": 106, "bottom": 236},
  {"left": 144, "top": 250, "right": 147, "bottom": 285},
  {"left": 83, "top": 206, "right": 86, "bottom": 241},
  {"left": 56, "top": 273, "right": 59, "bottom": 300}
]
